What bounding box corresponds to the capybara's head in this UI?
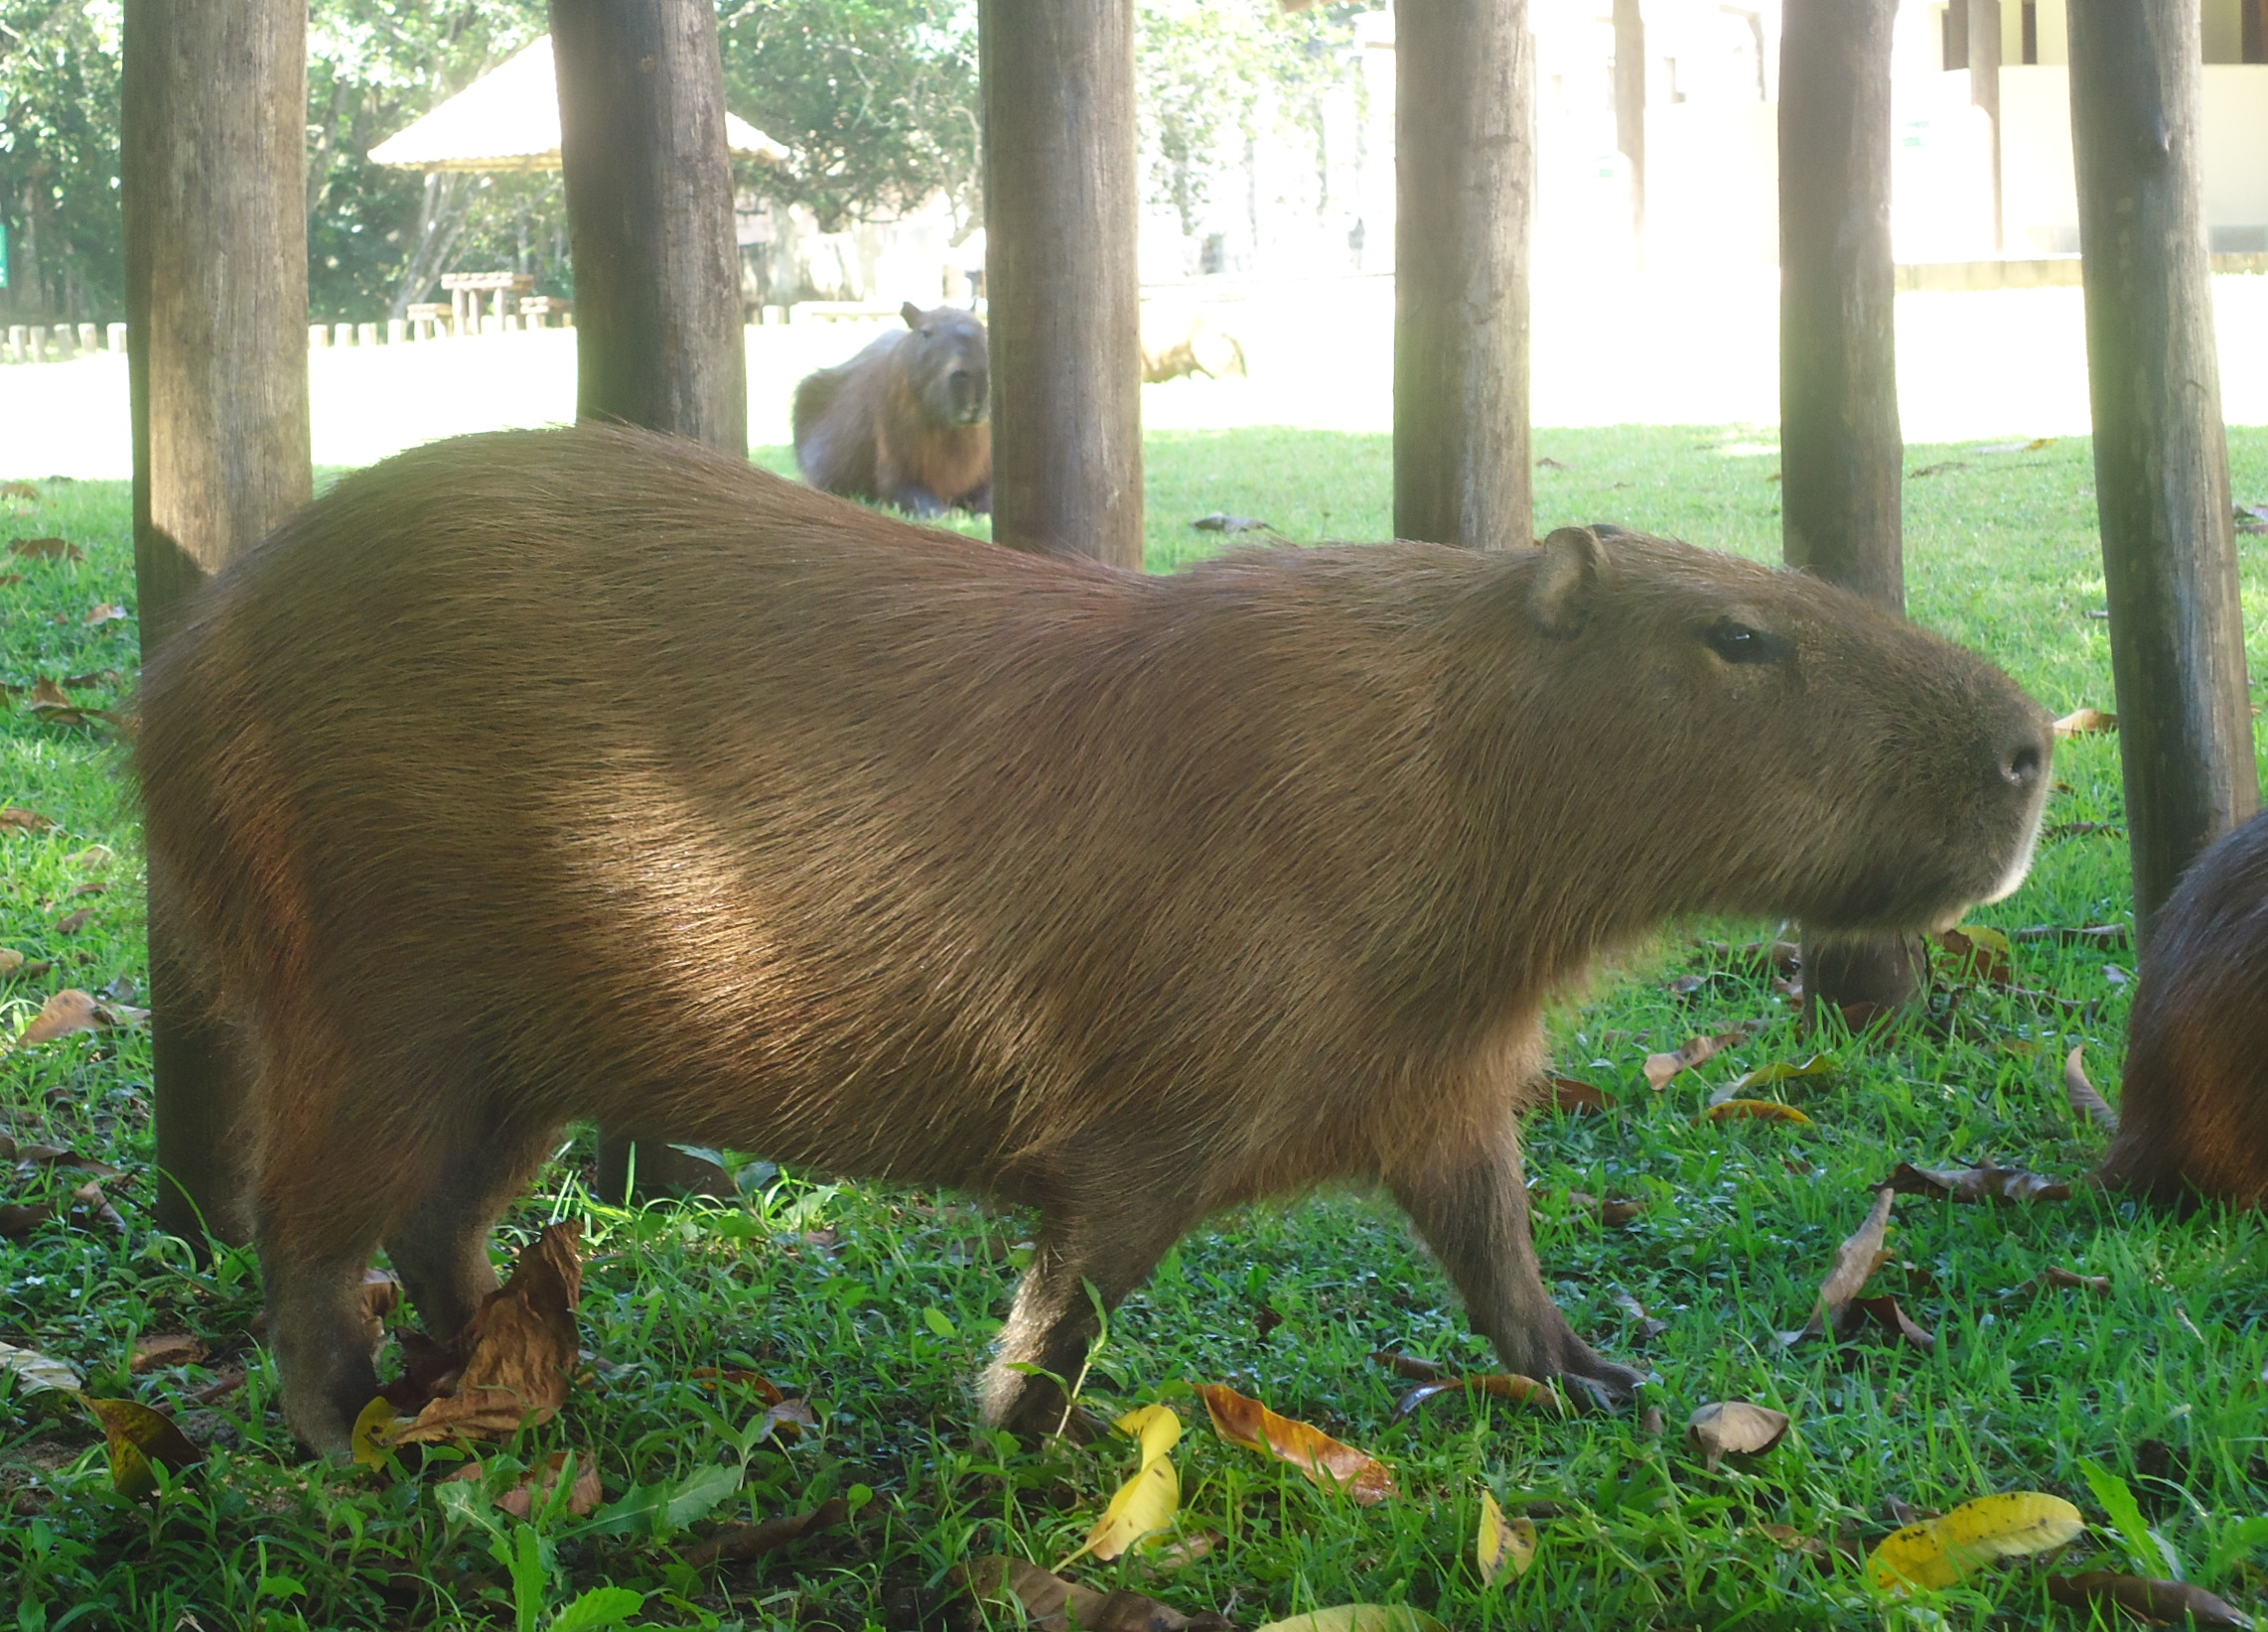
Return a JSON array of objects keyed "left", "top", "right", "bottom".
[
  {"left": 899, "top": 301, "right": 989, "bottom": 426},
  {"left": 1475, "top": 525, "right": 2052, "bottom": 934}
]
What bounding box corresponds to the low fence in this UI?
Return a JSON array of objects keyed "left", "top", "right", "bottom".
[{"left": 2, "top": 323, "right": 125, "bottom": 364}]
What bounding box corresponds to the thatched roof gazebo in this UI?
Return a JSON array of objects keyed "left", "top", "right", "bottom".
[{"left": 367, "top": 34, "right": 787, "bottom": 172}]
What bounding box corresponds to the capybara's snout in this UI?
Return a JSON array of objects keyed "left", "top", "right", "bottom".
[{"left": 946, "top": 365, "right": 987, "bottom": 424}]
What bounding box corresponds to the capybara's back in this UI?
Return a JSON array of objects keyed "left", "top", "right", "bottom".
[
  {"left": 140, "top": 424, "right": 2051, "bottom": 1453},
  {"left": 2096, "top": 809, "right": 2268, "bottom": 1205}
]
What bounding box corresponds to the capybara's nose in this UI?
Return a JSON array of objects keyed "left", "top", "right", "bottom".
[{"left": 1999, "top": 719, "right": 2048, "bottom": 792}]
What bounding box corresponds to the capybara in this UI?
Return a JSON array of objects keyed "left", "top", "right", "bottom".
[
  {"left": 138, "top": 425, "right": 2053, "bottom": 1455},
  {"left": 791, "top": 301, "right": 989, "bottom": 516},
  {"left": 2090, "top": 808, "right": 2268, "bottom": 1204},
  {"left": 1139, "top": 302, "right": 1248, "bottom": 384}
]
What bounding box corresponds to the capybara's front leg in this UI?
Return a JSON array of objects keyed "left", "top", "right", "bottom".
[
  {"left": 1388, "top": 1122, "right": 1645, "bottom": 1410},
  {"left": 380, "top": 1124, "right": 558, "bottom": 1345},
  {"left": 260, "top": 1242, "right": 384, "bottom": 1456}
]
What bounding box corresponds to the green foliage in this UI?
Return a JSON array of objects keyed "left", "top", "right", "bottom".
[{"left": 0, "top": 1, "right": 123, "bottom": 323}]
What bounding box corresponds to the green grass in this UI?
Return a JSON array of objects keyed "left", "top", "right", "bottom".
[{"left": 4, "top": 429, "right": 2268, "bottom": 1630}]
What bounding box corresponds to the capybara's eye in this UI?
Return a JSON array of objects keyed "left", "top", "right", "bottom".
[{"left": 1704, "top": 618, "right": 1790, "bottom": 665}]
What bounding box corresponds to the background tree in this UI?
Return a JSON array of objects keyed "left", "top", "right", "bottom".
[{"left": 0, "top": 0, "right": 124, "bottom": 324}]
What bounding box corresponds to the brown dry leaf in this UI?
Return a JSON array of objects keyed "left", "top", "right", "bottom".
[
  {"left": 12, "top": 1142, "right": 119, "bottom": 1177},
  {"left": 2063, "top": 1047, "right": 2120, "bottom": 1134},
  {"left": 2053, "top": 707, "right": 2118, "bottom": 738},
  {"left": 960, "top": 1557, "right": 1232, "bottom": 1632},
  {"left": 688, "top": 1366, "right": 786, "bottom": 1403},
  {"left": 52, "top": 908, "right": 91, "bottom": 935},
  {"left": 1645, "top": 1027, "right": 1749, "bottom": 1091},
  {"left": 2014, "top": 922, "right": 2129, "bottom": 948},
  {"left": 131, "top": 1333, "right": 211, "bottom": 1375},
  {"left": 83, "top": 604, "right": 129, "bottom": 627},
  {"left": 0, "top": 482, "right": 40, "bottom": 501},
  {"left": 1687, "top": 1401, "right": 1790, "bottom": 1471},
  {"left": 1197, "top": 1381, "right": 1397, "bottom": 1502},
  {"left": 8, "top": 536, "right": 82, "bottom": 562},
  {"left": 61, "top": 671, "right": 120, "bottom": 692},
  {"left": 0, "top": 806, "right": 56, "bottom": 832},
  {"left": 2045, "top": 1571, "right": 2254, "bottom": 1628},
  {"left": 684, "top": 1494, "right": 850, "bottom": 1567},
  {"left": 1758, "top": 1524, "right": 1829, "bottom": 1559},
  {"left": 360, "top": 1268, "right": 402, "bottom": 1350},
  {"left": 1145, "top": 1531, "right": 1223, "bottom": 1573},
  {"left": 18, "top": 989, "right": 100, "bottom": 1047},
  {"left": 386, "top": 1221, "right": 582, "bottom": 1444},
  {"left": 71, "top": 1180, "right": 125, "bottom": 1234},
  {"left": 447, "top": 1450, "right": 605, "bottom": 1522},
  {"left": 66, "top": 883, "right": 106, "bottom": 900},
  {"left": 1879, "top": 1161, "right": 2071, "bottom": 1205},
  {"left": 1392, "top": 1369, "right": 1563, "bottom": 1422},
  {"left": 1796, "top": 1186, "right": 1896, "bottom": 1343},
  {"left": 1566, "top": 1189, "right": 1649, "bottom": 1225},
  {"left": 2016, "top": 1266, "right": 2111, "bottom": 1299},
  {"left": 0, "top": 950, "right": 21, "bottom": 976},
  {"left": 82, "top": 1396, "right": 205, "bottom": 1499},
  {"left": 1844, "top": 1295, "right": 1935, "bottom": 1352},
  {"left": 1932, "top": 925, "right": 2015, "bottom": 987},
  {"left": 1702, "top": 1099, "right": 1814, "bottom": 1126},
  {"left": 1614, "top": 1291, "right": 1670, "bottom": 1341},
  {"left": 0, "top": 1200, "right": 54, "bottom": 1237},
  {"left": 1548, "top": 1076, "right": 1614, "bottom": 1114}
]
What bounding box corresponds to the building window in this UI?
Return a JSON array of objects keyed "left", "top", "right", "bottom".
[
  {"left": 2247, "top": 0, "right": 2267, "bottom": 63},
  {"left": 1942, "top": 0, "right": 1969, "bottom": 69},
  {"left": 2022, "top": 0, "right": 2039, "bottom": 62}
]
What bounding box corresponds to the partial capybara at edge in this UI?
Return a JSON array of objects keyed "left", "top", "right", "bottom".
[
  {"left": 2090, "top": 808, "right": 2268, "bottom": 1205},
  {"left": 137, "top": 424, "right": 2053, "bottom": 1456},
  {"left": 792, "top": 301, "right": 990, "bottom": 516}
]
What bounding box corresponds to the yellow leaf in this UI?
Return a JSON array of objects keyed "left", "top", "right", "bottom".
[
  {"left": 1703, "top": 1099, "right": 1814, "bottom": 1125},
  {"left": 1476, "top": 1490, "right": 1536, "bottom": 1586},
  {"left": 2053, "top": 707, "right": 2117, "bottom": 739},
  {"left": 1252, "top": 1609, "right": 1449, "bottom": 1632},
  {"left": 80, "top": 1396, "right": 205, "bottom": 1500},
  {"left": 1869, "top": 1492, "right": 2084, "bottom": 1592},
  {"left": 352, "top": 1397, "right": 400, "bottom": 1470},
  {"left": 1198, "top": 1382, "right": 1397, "bottom": 1504},
  {"left": 1058, "top": 1404, "right": 1183, "bottom": 1565}
]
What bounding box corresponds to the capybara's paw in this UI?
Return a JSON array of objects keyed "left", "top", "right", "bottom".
[{"left": 1557, "top": 1357, "right": 1648, "bottom": 1413}]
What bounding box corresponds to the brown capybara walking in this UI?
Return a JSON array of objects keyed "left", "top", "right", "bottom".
[
  {"left": 2088, "top": 808, "right": 2268, "bottom": 1204},
  {"left": 792, "top": 301, "right": 990, "bottom": 516},
  {"left": 138, "top": 424, "right": 2052, "bottom": 1455}
]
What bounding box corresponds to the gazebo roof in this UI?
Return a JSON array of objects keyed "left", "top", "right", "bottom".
[{"left": 367, "top": 35, "right": 788, "bottom": 173}]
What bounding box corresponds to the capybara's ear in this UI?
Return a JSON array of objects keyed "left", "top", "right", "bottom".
[
  {"left": 902, "top": 301, "right": 925, "bottom": 330},
  {"left": 1529, "top": 526, "right": 1606, "bottom": 639}
]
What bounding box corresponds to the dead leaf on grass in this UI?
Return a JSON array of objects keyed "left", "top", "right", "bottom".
[
  {"left": 1794, "top": 1186, "right": 1896, "bottom": 1344},
  {"left": 1565, "top": 1189, "right": 1649, "bottom": 1225},
  {"left": 1713, "top": 1055, "right": 1836, "bottom": 1104},
  {"left": 0, "top": 806, "right": 56, "bottom": 832},
  {"left": 685, "top": 1493, "right": 851, "bottom": 1567},
  {"left": 0, "top": 482, "right": 41, "bottom": 502},
  {"left": 962, "top": 1556, "right": 1234, "bottom": 1632},
  {"left": 386, "top": 1221, "right": 582, "bottom": 1444},
  {"left": 1702, "top": 1099, "right": 1814, "bottom": 1125},
  {"left": 1758, "top": 1524, "right": 1829, "bottom": 1558},
  {"left": 0, "top": 1339, "right": 80, "bottom": 1394},
  {"left": 82, "top": 604, "right": 128, "bottom": 627},
  {"left": 1254, "top": 1611, "right": 1446, "bottom": 1632},
  {"left": 1548, "top": 1076, "right": 1614, "bottom": 1114},
  {"left": 1878, "top": 1161, "right": 2071, "bottom": 1204},
  {"left": 1476, "top": 1488, "right": 1537, "bottom": 1585},
  {"left": 446, "top": 1450, "right": 605, "bottom": 1521},
  {"left": 2064, "top": 1047, "right": 2120, "bottom": 1134},
  {"left": 8, "top": 536, "right": 81, "bottom": 562},
  {"left": 2045, "top": 1571, "right": 2254, "bottom": 1628},
  {"left": 13, "top": 1140, "right": 121, "bottom": 1177},
  {"left": 1645, "top": 1028, "right": 1750, "bottom": 1091},
  {"left": 688, "top": 1367, "right": 786, "bottom": 1403},
  {"left": 1614, "top": 1291, "right": 1669, "bottom": 1341},
  {"left": 52, "top": 908, "right": 91, "bottom": 935},
  {"left": 71, "top": 1179, "right": 125, "bottom": 1234},
  {"left": 0, "top": 1200, "right": 55, "bottom": 1237},
  {"left": 1933, "top": 925, "right": 2015, "bottom": 987},
  {"left": 2053, "top": 707, "right": 2117, "bottom": 739},
  {"left": 1687, "top": 1401, "right": 1790, "bottom": 1470},
  {"left": 2014, "top": 923, "right": 2128, "bottom": 948},
  {"left": 131, "top": 1333, "right": 212, "bottom": 1375},
  {"left": 1868, "top": 1492, "right": 2082, "bottom": 1592},
  {"left": 82, "top": 1396, "right": 205, "bottom": 1499},
  {"left": 1062, "top": 1405, "right": 1182, "bottom": 1565},
  {"left": 1843, "top": 1294, "right": 1935, "bottom": 1351},
  {"left": 1198, "top": 1381, "right": 1397, "bottom": 1502},
  {"left": 18, "top": 989, "right": 100, "bottom": 1046},
  {"left": 2015, "top": 1266, "right": 2111, "bottom": 1298}
]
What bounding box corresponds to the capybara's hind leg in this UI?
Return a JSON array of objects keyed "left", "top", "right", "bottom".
[
  {"left": 381, "top": 1121, "right": 560, "bottom": 1346},
  {"left": 980, "top": 1198, "right": 1191, "bottom": 1439},
  {"left": 1388, "top": 1122, "right": 1646, "bottom": 1411}
]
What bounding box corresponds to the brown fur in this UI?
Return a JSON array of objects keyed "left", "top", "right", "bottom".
[
  {"left": 792, "top": 301, "right": 990, "bottom": 516},
  {"left": 137, "top": 424, "right": 2052, "bottom": 1454},
  {"left": 2095, "top": 808, "right": 2268, "bottom": 1205}
]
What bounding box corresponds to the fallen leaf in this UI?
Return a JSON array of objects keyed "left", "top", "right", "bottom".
[
  {"left": 2030, "top": 1266, "right": 2111, "bottom": 1296},
  {"left": 1476, "top": 1489, "right": 1537, "bottom": 1585},
  {"left": 189, "top": 1368, "right": 247, "bottom": 1407},
  {"left": 687, "top": 1367, "right": 785, "bottom": 1403},
  {"left": 963, "top": 1556, "right": 1233, "bottom": 1632},
  {"left": 446, "top": 1450, "right": 605, "bottom": 1521},
  {"left": 0, "top": 951, "right": 21, "bottom": 976},
  {"left": 2044, "top": 820, "right": 2121, "bottom": 840},
  {"left": 684, "top": 1494, "right": 850, "bottom": 1568},
  {"left": 2012, "top": 923, "right": 2129, "bottom": 948},
  {"left": 8, "top": 536, "right": 81, "bottom": 562},
  {"left": 1933, "top": 925, "right": 2015, "bottom": 987},
  {"left": 1252, "top": 1610, "right": 1447, "bottom": 1632},
  {"left": 1868, "top": 1492, "right": 2083, "bottom": 1592},
  {"left": 1191, "top": 512, "right": 1273, "bottom": 534},
  {"left": 81, "top": 1396, "right": 205, "bottom": 1500},
  {"left": 1645, "top": 1028, "right": 1749, "bottom": 1090},
  {"left": 1614, "top": 1290, "right": 1669, "bottom": 1341},
  {"left": 1198, "top": 1381, "right": 1397, "bottom": 1503},
  {"left": 1548, "top": 1076, "right": 1614, "bottom": 1114},
  {"left": 1796, "top": 1186, "right": 1896, "bottom": 1343},
  {"left": 66, "top": 882, "right": 105, "bottom": 900},
  {"left": 1563, "top": 1188, "right": 1649, "bottom": 1226},
  {"left": 18, "top": 989, "right": 101, "bottom": 1046},
  {"left": 51, "top": 908, "right": 91, "bottom": 935},
  {"left": 1758, "top": 1524, "right": 1829, "bottom": 1558},
  {"left": 387, "top": 1221, "right": 582, "bottom": 1444},
  {"left": 1687, "top": 1401, "right": 1790, "bottom": 1470},
  {"left": 1843, "top": 1294, "right": 1935, "bottom": 1351},
  {"left": 59, "top": 673, "right": 120, "bottom": 693},
  {"left": 1144, "top": 1530, "right": 1222, "bottom": 1572},
  {"left": 0, "top": 1200, "right": 55, "bottom": 1237},
  {"left": 2045, "top": 1571, "right": 2254, "bottom": 1628},
  {"left": 2053, "top": 707, "right": 2117, "bottom": 738},
  {"left": 2064, "top": 1047, "right": 2120, "bottom": 1134},
  {"left": 0, "top": 481, "right": 40, "bottom": 501},
  {"left": 71, "top": 1180, "right": 125, "bottom": 1234},
  {"left": 0, "top": 806, "right": 57, "bottom": 832},
  {"left": 0, "top": 574, "right": 21, "bottom": 588},
  {"left": 1715, "top": 1054, "right": 1837, "bottom": 1103},
  {"left": 1878, "top": 1161, "right": 2071, "bottom": 1204},
  {"left": 83, "top": 604, "right": 129, "bottom": 626},
  {"left": 1063, "top": 1404, "right": 1182, "bottom": 1564},
  {"left": 351, "top": 1397, "right": 399, "bottom": 1468},
  {"left": 1910, "top": 460, "right": 1969, "bottom": 477},
  {"left": 1392, "top": 1370, "right": 1563, "bottom": 1422},
  {"left": 0, "top": 1340, "right": 80, "bottom": 1394},
  {"left": 1703, "top": 1099, "right": 1814, "bottom": 1125},
  {"left": 13, "top": 1141, "right": 120, "bottom": 1177}
]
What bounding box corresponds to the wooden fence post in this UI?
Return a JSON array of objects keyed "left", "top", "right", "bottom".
[
  {"left": 2067, "top": 0, "right": 2259, "bottom": 944},
  {"left": 980, "top": 0, "right": 1143, "bottom": 567},
  {"left": 1778, "top": 0, "right": 1923, "bottom": 1024},
  {"left": 1393, "top": 0, "right": 1534, "bottom": 550},
  {"left": 123, "top": 0, "right": 313, "bottom": 1243}
]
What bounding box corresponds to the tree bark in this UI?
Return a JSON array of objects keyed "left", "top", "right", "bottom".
[
  {"left": 551, "top": 0, "right": 747, "bottom": 452},
  {"left": 1393, "top": 0, "right": 1534, "bottom": 551},
  {"left": 123, "top": 0, "right": 313, "bottom": 1243},
  {"left": 1778, "top": 0, "right": 1919, "bottom": 1024},
  {"left": 2067, "top": 0, "right": 2259, "bottom": 946},
  {"left": 979, "top": 0, "right": 1143, "bottom": 567},
  {"left": 1613, "top": 0, "right": 1646, "bottom": 253},
  {"left": 1968, "top": 0, "right": 2004, "bottom": 253}
]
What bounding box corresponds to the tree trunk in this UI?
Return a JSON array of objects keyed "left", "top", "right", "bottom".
[
  {"left": 1613, "top": 0, "right": 1645, "bottom": 253},
  {"left": 123, "top": 0, "right": 313, "bottom": 1243},
  {"left": 553, "top": 0, "right": 748, "bottom": 1200},
  {"left": 551, "top": 0, "right": 747, "bottom": 452},
  {"left": 1968, "top": 0, "right": 2004, "bottom": 253},
  {"left": 1393, "top": 0, "right": 1534, "bottom": 551},
  {"left": 2067, "top": 0, "right": 2259, "bottom": 946},
  {"left": 979, "top": 0, "right": 1143, "bottom": 567},
  {"left": 1777, "top": 0, "right": 1919, "bottom": 1025}
]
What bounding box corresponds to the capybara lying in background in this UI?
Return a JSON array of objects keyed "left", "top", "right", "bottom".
[
  {"left": 138, "top": 424, "right": 2052, "bottom": 1455},
  {"left": 792, "top": 301, "right": 989, "bottom": 516},
  {"left": 2089, "top": 808, "right": 2268, "bottom": 1204}
]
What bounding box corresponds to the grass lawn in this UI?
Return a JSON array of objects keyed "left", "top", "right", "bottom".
[{"left": 3, "top": 427, "right": 2268, "bottom": 1630}]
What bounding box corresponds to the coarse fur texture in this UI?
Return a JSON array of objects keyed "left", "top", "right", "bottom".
[
  {"left": 2096, "top": 808, "right": 2268, "bottom": 1205},
  {"left": 137, "top": 424, "right": 2053, "bottom": 1455},
  {"left": 791, "top": 301, "right": 990, "bottom": 516}
]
